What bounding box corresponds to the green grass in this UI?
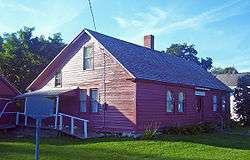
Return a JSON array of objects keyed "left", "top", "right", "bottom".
[{"left": 0, "top": 133, "right": 250, "bottom": 160}]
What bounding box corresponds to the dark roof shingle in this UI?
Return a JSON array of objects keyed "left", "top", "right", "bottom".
[
  {"left": 216, "top": 73, "right": 250, "bottom": 86},
  {"left": 86, "top": 29, "right": 230, "bottom": 91}
]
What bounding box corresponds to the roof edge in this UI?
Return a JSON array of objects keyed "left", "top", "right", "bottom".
[
  {"left": 26, "top": 29, "right": 86, "bottom": 91},
  {"left": 0, "top": 75, "right": 21, "bottom": 95},
  {"left": 84, "top": 29, "right": 136, "bottom": 79}
]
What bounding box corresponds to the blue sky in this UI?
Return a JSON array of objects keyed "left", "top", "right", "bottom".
[{"left": 0, "top": 0, "right": 250, "bottom": 72}]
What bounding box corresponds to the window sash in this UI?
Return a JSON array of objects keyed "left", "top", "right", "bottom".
[
  {"left": 55, "top": 72, "right": 62, "bottom": 87},
  {"left": 213, "top": 96, "right": 218, "bottom": 111},
  {"left": 166, "top": 91, "right": 174, "bottom": 112},
  {"left": 91, "top": 89, "right": 98, "bottom": 113},
  {"left": 178, "top": 92, "right": 185, "bottom": 112},
  {"left": 83, "top": 46, "right": 93, "bottom": 70},
  {"left": 84, "top": 57, "right": 93, "bottom": 70},
  {"left": 222, "top": 96, "right": 226, "bottom": 112},
  {"left": 80, "top": 101, "right": 87, "bottom": 112},
  {"left": 80, "top": 90, "right": 87, "bottom": 112}
]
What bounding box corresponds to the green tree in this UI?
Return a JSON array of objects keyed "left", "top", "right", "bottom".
[
  {"left": 223, "top": 67, "right": 238, "bottom": 74},
  {"left": 211, "top": 66, "right": 238, "bottom": 75},
  {"left": 234, "top": 78, "right": 250, "bottom": 125},
  {"left": 0, "top": 27, "right": 66, "bottom": 92},
  {"left": 166, "top": 43, "right": 212, "bottom": 70}
]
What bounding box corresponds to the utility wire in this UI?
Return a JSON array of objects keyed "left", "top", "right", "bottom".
[{"left": 87, "top": 0, "right": 97, "bottom": 31}]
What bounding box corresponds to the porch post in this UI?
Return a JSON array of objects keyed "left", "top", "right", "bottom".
[
  {"left": 59, "top": 115, "right": 63, "bottom": 130},
  {"left": 70, "top": 117, "right": 74, "bottom": 135},
  {"left": 83, "top": 121, "right": 88, "bottom": 139},
  {"left": 24, "top": 98, "right": 28, "bottom": 126},
  {"left": 16, "top": 112, "right": 19, "bottom": 125},
  {"left": 54, "top": 96, "right": 59, "bottom": 129}
]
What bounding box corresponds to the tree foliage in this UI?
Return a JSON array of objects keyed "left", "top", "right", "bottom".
[
  {"left": 166, "top": 43, "right": 212, "bottom": 71},
  {"left": 0, "top": 27, "right": 66, "bottom": 92},
  {"left": 211, "top": 66, "right": 238, "bottom": 75},
  {"left": 234, "top": 80, "right": 250, "bottom": 125}
]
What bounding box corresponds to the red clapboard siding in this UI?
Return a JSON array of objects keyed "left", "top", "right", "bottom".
[
  {"left": 35, "top": 34, "right": 136, "bottom": 132},
  {"left": 135, "top": 80, "right": 230, "bottom": 131},
  {"left": 0, "top": 76, "right": 20, "bottom": 125}
]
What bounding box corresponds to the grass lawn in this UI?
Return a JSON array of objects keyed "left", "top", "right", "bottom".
[{"left": 0, "top": 133, "right": 250, "bottom": 160}]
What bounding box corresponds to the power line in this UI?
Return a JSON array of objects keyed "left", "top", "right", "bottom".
[{"left": 87, "top": 0, "right": 97, "bottom": 31}]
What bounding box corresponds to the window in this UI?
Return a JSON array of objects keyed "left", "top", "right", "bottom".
[
  {"left": 222, "top": 96, "right": 226, "bottom": 112},
  {"left": 83, "top": 46, "right": 94, "bottom": 70},
  {"left": 213, "top": 95, "right": 218, "bottom": 112},
  {"left": 80, "top": 90, "right": 87, "bottom": 112},
  {"left": 55, "top": 71, "right": 62, "bottom": 87},
  {"left": 166, "top": 91, "right": 174, "bottom": 112},
  {"left": 90, "top": 89, "right": 99, "bottom": 113},
  {"left": 178, "top": 92, "right": 185, "bottom": 112}
]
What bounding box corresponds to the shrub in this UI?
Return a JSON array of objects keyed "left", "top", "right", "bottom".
[
  {"left": 142, "top": 121, "right": 161, "bottom": 140},
  {"left": 163, "top": 122, "right": 216, "bottom": 135}
]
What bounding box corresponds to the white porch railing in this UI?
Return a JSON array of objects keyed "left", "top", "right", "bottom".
[
  {"left": 1, "top": 112, "right": 89, "bottom": 139},
  {"left": 57, "top": 113, "right": 89, "bottom": 139}
]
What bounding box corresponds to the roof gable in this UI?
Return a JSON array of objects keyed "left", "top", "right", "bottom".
[{"left": 27, "top": 28, "right": 230, "bottom": 91}]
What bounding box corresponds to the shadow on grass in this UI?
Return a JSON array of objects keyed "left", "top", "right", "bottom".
[{"left": 155, "top": 133, "right": 250, "bottom": 150}]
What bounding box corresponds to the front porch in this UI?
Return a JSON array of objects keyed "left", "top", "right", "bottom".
[{"left": 4, "top": 88, "right": 89, "bottom": 139}]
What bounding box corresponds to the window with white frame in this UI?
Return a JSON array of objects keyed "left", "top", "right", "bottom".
[
  {"left": 166, "top": 90, "right": 174, "bottom": 112},
  {"left": 222, "top": 96, "right": 226, "bottom": 112},
  {"left": 178, "top": 92, "right": 185, "bottom": 112},
  {"left": 91, "top": 89, "right": 99, "bottom": 113},
  {"left": 213, "top": 95, "right": 218, "bottom": 112},
  {"left": 80, "top": 90, "right": 87, "bottom": 112},
  {"left": 83, "top": 46, "right": 94, "bottom": 70},
  {"left": 55, "top": 71, "right": 62, "bottom": 87}
]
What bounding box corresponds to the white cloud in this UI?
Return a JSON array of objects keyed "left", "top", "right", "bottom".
[
  {"left": 0, "top": 1, "right": 46, "bottom": 16},
  {"left": 114, "top": 0, "right": 250, "bottom": 43}
]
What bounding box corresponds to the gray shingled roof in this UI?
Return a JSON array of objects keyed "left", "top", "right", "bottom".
[
  {"left": 86, "top": 29, "right": 230, "bottom": 91},
  {"left": 15, "top": 88, "right": 75, "bottom": 99},
  {"left": 216, "top": 73, "right": 250, "bottom": 87}
]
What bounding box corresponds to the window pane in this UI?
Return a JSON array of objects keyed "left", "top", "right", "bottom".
[
  {"left": 166, "top": 91, "right": 174, "bottom": 112},
  {"left": 84, "top": 47, "right": 93, "bottom": 58},
  {"left": 84, "top": 58, "right": 93, "bottom": 69},
  {"left": 80, "top": 101, "right": 86, "bottom": 112},
  {"left": 80, "top": 90, "right": 87, "bottom": 112},
  {"left": 178, "top": 92, "right": 185, "bottom": 112},
  {"left": 91, "top": 89, "right": 98, "bottom": 113},
  {"left": 222, "top": 96, "right": 226, "bottom": 112},
  {"left": 213, "top": 96, "right": 218, "bottom": 111},
  {"left": 55, "top": 71, "right": 62, "bottom": 87},
  {"left": 83, "top": 46, "right": 93, "bottom": 70}
]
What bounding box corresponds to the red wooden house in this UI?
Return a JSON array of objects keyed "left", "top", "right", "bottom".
[
  {"left": 19, "top": 29, "right": 230, "bottom": 135},
  {"left": 0, "top": 75, "right": 20, "bottom": 126}
]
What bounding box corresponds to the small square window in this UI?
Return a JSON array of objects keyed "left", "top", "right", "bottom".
[{"left": 55, "top": 71, "right": 62, "bottom": 87}]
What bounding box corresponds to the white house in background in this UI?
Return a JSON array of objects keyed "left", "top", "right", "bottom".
[{"left": 216, "top": 73, "right": 250, "bottom": 120}]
